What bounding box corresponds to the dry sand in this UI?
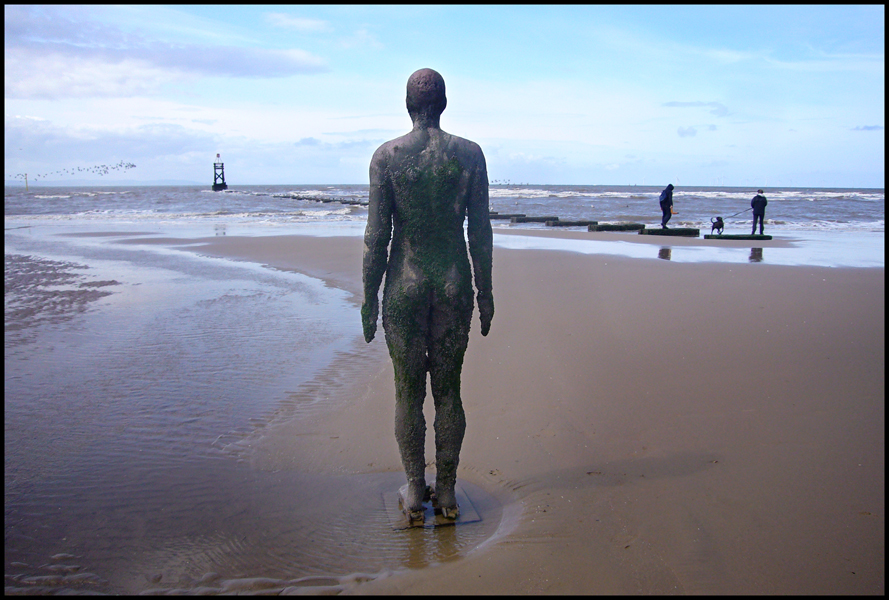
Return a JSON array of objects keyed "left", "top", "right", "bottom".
[{"left": 188, "top": 232, "right": 884, "bottom": 594}]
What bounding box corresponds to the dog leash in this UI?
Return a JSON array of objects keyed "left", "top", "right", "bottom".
[{"left": 723, "top": 207, "right": 753, "bottom": 219}]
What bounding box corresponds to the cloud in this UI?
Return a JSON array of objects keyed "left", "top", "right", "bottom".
[
  {"left": 5, "top": 108, "right": 390, "bottom": 183},
  {"left": 4, "top": 6, "right": 328, "bottom": 99},
  {"left": 160, "top": 47, "right": 327, "bottom": 78},
  {"left": 290, "top": 135, "right": 381, "bottom": 154},
  {"left": 265, "top": 13, "right": 331, "bottom": 33},
  {"left": 677, "top": 126, "right": 697, "bottom": 138},
  {"left": 851, "top": 125, "right": 884, "bottom": 131},
  {"left": 663, "top": 101, "right": 729, "bottom": 117},
  {"left": 763, "top": 54, "right": 883, "bottom": 75},
  {"left": 339, "top": 28, "right": 383, "bottom": 50},
  {"left": 4, "top": 114, "right": 219, "bottom": 175},
  {"left": 704, "top": 48, "right": 758, "bottom": 64},
  {"left": 324, "top": 128, "right": 403, "bottom": 137},
  {"left": 4, "top": 5, "right": 127, "bottom": 48},
  {"left": 6, "top": 43, "right": 328, "bottom": 88}
]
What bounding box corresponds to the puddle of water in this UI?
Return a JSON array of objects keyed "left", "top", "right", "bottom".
[
  {"left": 492, "top": 230, "right": 884, "bottom": 267},
  {"left": 5, "top": 232, "right": 509, "bottom": 595}
]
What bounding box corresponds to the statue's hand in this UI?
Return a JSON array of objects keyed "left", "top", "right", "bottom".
[
  {"left": 477, "top": 291, "right": 494, "bottom": 336},
  {"left": 361, "top": 298, "right": 378, "bottom": 342}
]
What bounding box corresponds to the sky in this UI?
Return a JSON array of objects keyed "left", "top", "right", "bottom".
[{"left": 4, "top": 5, "right": 885, "bottom": 188}]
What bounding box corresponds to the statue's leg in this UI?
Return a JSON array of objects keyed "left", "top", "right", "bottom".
[
  {"left": 383, "top": 293, "right": 430, "bottom": 512},
  {"left": 427, "top": 295, "right": 472, "bottom": 512}
]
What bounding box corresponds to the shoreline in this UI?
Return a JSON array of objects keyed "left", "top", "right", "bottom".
[{"left": 6, "top": 214, "right": 880, "bottom": 268}]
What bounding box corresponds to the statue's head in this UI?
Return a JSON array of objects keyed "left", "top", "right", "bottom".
[{"left": 406, "top": 68, "right": 447, "bottom": 121}]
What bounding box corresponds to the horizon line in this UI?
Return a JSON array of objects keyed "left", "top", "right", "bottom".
[{"left": 4, "top": 181, "right": 885, "bottom": 191}]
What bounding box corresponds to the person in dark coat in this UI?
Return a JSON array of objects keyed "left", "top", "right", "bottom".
[
  {"left": 751, "top": 189, "right": 768, "bottom": 235},
  {"left": 659, "top": 183, "right": 674, "bottom": 228}
]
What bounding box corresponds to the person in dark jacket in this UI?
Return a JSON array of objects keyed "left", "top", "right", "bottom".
[
  {"left": 659, "top": 183, "right": 674, "bottom": 228},
  {"left": 751, "top": 189, "right": 768, "bottom": 235}
]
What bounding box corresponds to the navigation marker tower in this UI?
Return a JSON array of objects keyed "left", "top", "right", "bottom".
[{"left": 213, "top": 153, "right": 228, "bottom": 191}]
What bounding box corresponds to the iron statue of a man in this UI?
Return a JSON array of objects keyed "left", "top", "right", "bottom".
[{"left": 362, "top": 68, "right": 493, "bottom": 520}]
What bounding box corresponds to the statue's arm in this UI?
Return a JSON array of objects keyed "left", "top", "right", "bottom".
[
  {"left": 466, "top": 147, "right": 494, "bottom": 336},
  {"left": 362, "top": 150, "right": 393, "bottom": 342}
]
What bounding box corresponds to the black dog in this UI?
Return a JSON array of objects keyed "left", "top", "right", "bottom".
[{"left": 710, "top": 216, "right": 724, "bottom": 235}]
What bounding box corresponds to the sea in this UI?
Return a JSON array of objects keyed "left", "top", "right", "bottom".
[
  {"left": 4, "top": 183, "right": 885, "bottom": 266},
  {"left": 3, "top": 183, "right": 885, "bottom": 593},
  {"left": 4, "top": 183, "right": 885, "bottom": 233}
]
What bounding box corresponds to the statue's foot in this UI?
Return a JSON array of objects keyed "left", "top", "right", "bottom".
[
  {"left": 434, "top": 481, "right": 458, "bottom": 514},
  {"left": 401, "top": 479, "right": 427, "bottom": 513}
]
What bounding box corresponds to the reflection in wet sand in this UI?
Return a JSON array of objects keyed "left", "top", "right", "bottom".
[
  {"left": 657, "top": 247, "right": 672, "bottom": 261},
  {"left": 749, "top": 247, "right": 764, "bottom": 262}
]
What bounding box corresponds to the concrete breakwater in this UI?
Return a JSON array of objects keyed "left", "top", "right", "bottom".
[
  {"left": 703, "top": 234, "right": 773, "bottom": 240},
  {"left": 589, "top": 222, "right": 646, "bottom": 232},
  {"left": 546, "top": 220, "right": 598, "bottom": 227},
  {"left": 510, "top": 216, "right": 560, "bottom": 223},
  {"left": 639, "top": 227, "right": 701, "bottom": 237},
  {"left": 486, "top": 212, "right": 774, "bottom": 240}
]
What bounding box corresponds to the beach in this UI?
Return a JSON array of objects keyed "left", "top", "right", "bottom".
[
  {"left": 4, "top": 223, "right": 884, "bottom": 594},
  {"left": 186, "top": 230, "right": 884, "bottom": 595}
]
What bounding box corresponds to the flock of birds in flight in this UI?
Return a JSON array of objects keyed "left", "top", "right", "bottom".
[
  {"left": 490, "top": 179, "right": 528, "bottom": 186},
  {"left": 14, "top": 161, "right": 136, "bottom": 181}
]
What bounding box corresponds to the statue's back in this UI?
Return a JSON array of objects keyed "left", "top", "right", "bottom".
[{"left": 377, "top": 129, "right": 484, "bottom": 271}]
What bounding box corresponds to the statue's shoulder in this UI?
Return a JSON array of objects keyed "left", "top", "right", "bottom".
[
  {"left": 443, "top": 132, "right": 484, "bottom": 162},
  {"left": 372, "top": 135, "right": 407, "bottom": 161}
]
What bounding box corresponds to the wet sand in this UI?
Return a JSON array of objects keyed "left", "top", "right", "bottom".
[{"left": 187, "top": 233, "right": 884, "bottom": 594}]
